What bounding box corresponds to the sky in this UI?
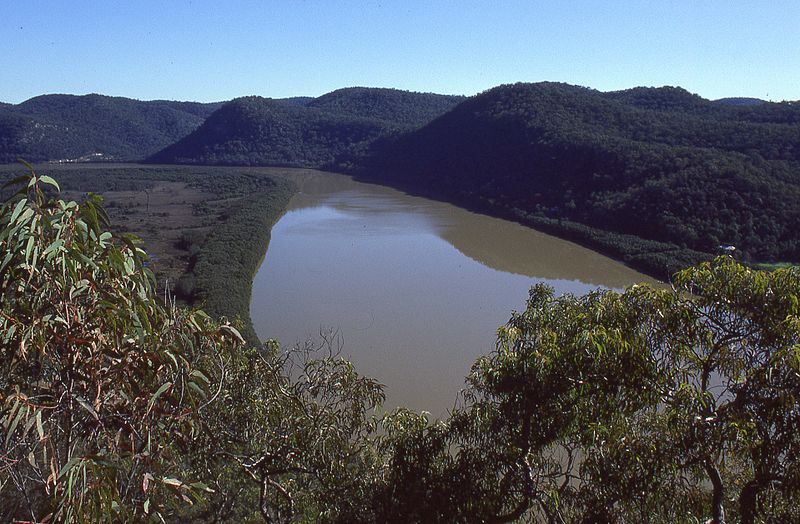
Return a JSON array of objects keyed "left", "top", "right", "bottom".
[{"left": 2, "top": 1, "right": 799, "bottom": 104}]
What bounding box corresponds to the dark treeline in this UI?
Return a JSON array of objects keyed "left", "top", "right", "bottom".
[
  {"left": 185, "top": 173, "right": 295, "bottom": 344},
  {"left": 307, "top": 87, "right": 465, "bottom": 128},
  {"left": 0, "top": 94, "right": 222, "bottom": 162},
  {"left": 354, "top": 83, "right": 800, "bottom": 276}
]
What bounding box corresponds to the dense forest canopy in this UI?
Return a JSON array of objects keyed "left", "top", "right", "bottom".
[
  {"left": 355, "top": 82, "right": 800, "bottom": 266},
  {"left": 0, "top": 94, "right": 222, "bottom": 163},
  {"left": 714, "top": 97, "right": 767, "bottom": 107},
  {"left": 307, "top": 87, "right": 464, "bottom": 128},
  {"left": 147, "top": 88, "right": 464, "bottom": 167},
  {"left": 146, "top": 96, "right": 391, "bottom": 167}
]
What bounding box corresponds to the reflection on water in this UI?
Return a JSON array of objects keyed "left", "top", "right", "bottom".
[{"left": 251, "top": 170, "right": 655, "bottom": 417}]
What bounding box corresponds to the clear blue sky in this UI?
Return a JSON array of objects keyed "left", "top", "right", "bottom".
[{"left": 2, "top": 1, "right": 798, "bottom": 104}]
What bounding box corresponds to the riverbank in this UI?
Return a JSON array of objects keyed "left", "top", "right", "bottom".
[
  {"left": 349, "top": 172, "right": 712, "bottom": 281},
  {"left": 188, "top": 175, "right": 295, "bottom": 344}
]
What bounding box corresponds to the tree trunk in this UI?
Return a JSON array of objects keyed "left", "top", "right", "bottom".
[
  {"left": 738, "top": 479, "right": 762, "bottom": 524},
  {"left": 705, "top": 460, "right": 726, "bottom": 524}
]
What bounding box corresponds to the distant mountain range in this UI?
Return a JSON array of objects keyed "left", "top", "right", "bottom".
[{"left": 2, "top": 83, "right": 798, "bottom": 274}]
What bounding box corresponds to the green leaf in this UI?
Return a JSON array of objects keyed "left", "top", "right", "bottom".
[
  {"left": 8, "top": 198, "right": 27, "bottom": 225},
  {"left": 25, "top": 235, "right": 35, "bottom": 262},
  {"left": 58, "top": 456, "right": 82, "bottom": 480},
  {"left": 190, "top": 481, "right": 215, "bottom": 493},
  {"left": 187, "top": 381, "right": 206, "bottom": 397},
  {"left": 220, "top": 324, "right": 245, "bottom": 344},
  {"left": 189, "top": 369, "right": 210, "bottom": 384},
  {"left": 161, "top": 477, "right": 185, "bottom": 489},
  {"left": 0, "top": 251, "right": 12, "bottom": 273},
  {"left": 43, "top": 238, "right": 64, "bottom": 258},
  {"left": 147, "top": 382, "right": 172, "bottom": 414},
  {"left": 5, "top": 404, "right": 27, "bottom": 446},
  {"left": 38, "top": 175, "right": 61, "bottom": 192}
]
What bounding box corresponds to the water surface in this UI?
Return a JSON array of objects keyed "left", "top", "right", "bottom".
[{"left": 251, "top": 171, "right": 654, "bottom": 416}]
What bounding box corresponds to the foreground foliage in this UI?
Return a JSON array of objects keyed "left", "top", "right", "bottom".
[
  {"left": 381, "top": 256, "right": 800, "bottom": 523},
  {"left": 184, "top": 335, "right": 385, "bottom": 523},
  {"left": 0, "top": 167, "right": 242, "bottom": 521}
]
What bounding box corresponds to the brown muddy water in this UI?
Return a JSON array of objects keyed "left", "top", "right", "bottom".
[{"left": 250, "top": 171, "right": 655, "bottom": 417}]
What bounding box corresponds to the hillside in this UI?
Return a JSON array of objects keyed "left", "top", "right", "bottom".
[
  {"left": 307, "top": 87, "right": 464, "bottom": 128},
  {"left": 355, "top": 82, "right": 800, "bottom": 274},
  {"left": 147, "top": 88, "right": 463, "bottom": 167},
  {"left": 0, "top": 94, "right": 222, "bottom": 163},
  {"left": 146, "top": 96, "right": 391, "bottom": 167}
]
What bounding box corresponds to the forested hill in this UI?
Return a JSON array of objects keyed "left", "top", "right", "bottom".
[
  {"left": 307, "top": 87, "right": 464, "bottom": 128},
  {"left": 603, "top": 86, "right": 798, "bottom": 125},
  {"left": 146, "top": 96, "right": 390, "bottom": 167},
  {"left": 355, "top": 82, "right": 800, "bottom": 272},
  {"left": 0, "top": 94, "right": 222, "bottom": 163},
  {"left": 147, "top": 88, "right": 463, "bottom": 167}
]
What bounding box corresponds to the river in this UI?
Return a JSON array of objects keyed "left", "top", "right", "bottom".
[{"left": 250, "top": 170, "right": 654, "bottom": 417}]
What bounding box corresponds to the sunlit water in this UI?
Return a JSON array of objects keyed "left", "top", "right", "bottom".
[{"left": 251, "top": 171, "right": 654, "bottom": 417}]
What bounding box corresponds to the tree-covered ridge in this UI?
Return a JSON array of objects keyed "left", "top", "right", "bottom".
[
  {"left": 147, "top": 89, "right": 464, "bottom": 167},
  {"left": 307, "top": 87, "right": 464, "bottom": 129},
  {"left": 0, "top": 93, "right": 222, "bottom": 163},
  {"left": 274, "top": 96, "right": 314, "bottom": 107},
  {"left": 714, "top": 97, "right": 767, "bottom": 107},
  {"left": 356, "top": 82, "right": 800, "bottom": 268},
  {"left": 146, "top": 96, "right": 391, "bottom": 167},
  {"left": 604, "top": 85, "right": 799, "bottom": 126}
]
